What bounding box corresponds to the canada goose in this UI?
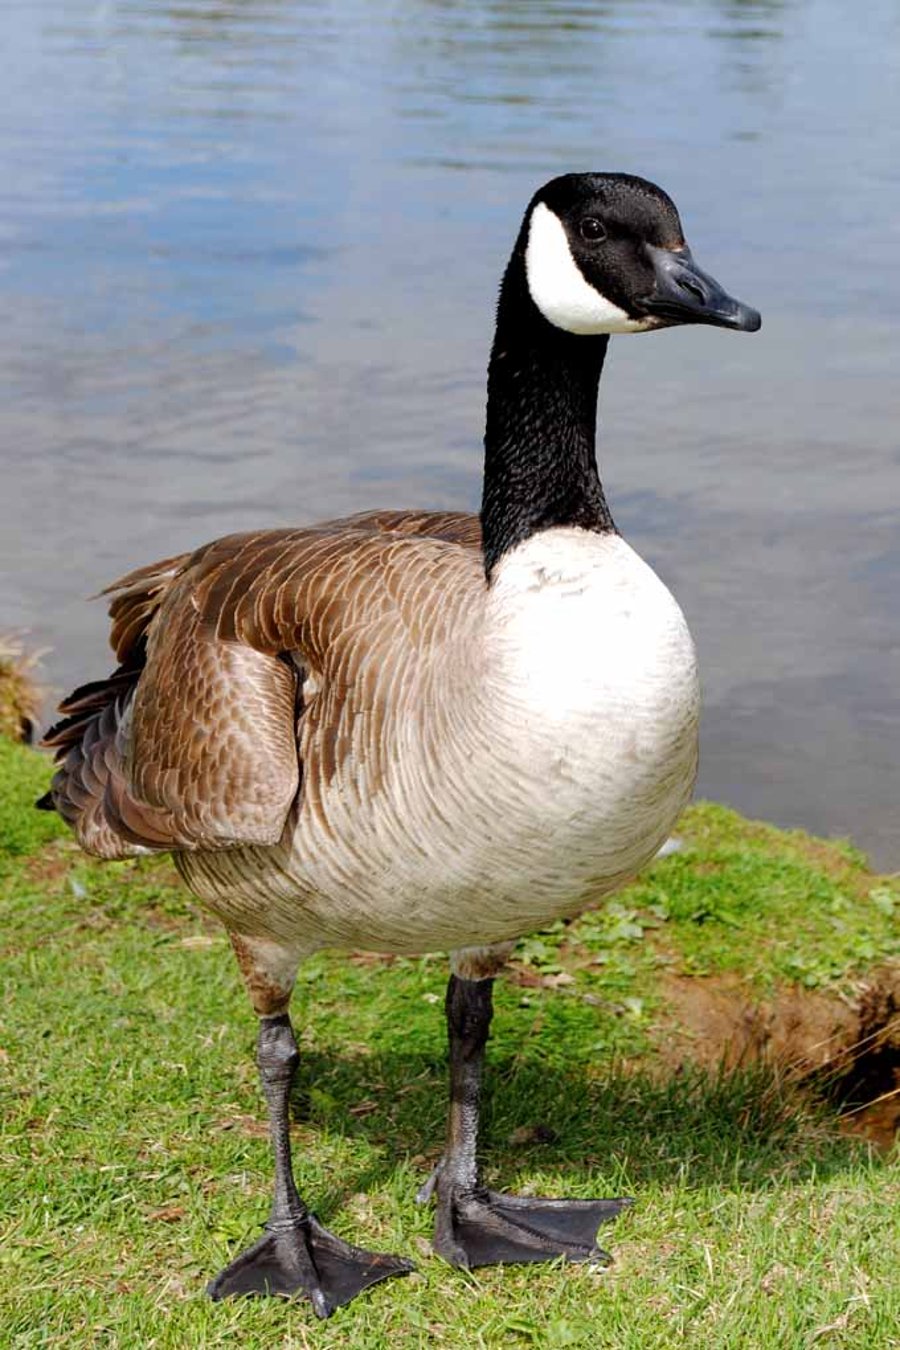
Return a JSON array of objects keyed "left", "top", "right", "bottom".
[{"left": 41, "top": 173, "right": 760, "bottom": 1317}]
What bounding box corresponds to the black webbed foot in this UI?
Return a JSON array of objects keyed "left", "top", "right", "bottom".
[
  {"left": 208, "top": 1214, "right": 414, "bottom": 1317},
  {"left": 432, "top": 1186, "right": 633, "bottom": 1269}
]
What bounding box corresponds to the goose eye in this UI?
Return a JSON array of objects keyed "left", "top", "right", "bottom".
[{"left": 579, "top": 216, "right": 607, "bottom": 243}]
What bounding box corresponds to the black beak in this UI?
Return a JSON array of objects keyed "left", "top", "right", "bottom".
[{"left": 637, "top": 245, "right": 761, "bottom": 332}]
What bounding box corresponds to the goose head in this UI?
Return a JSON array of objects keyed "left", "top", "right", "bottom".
[{"left": 521, "top": 172, "right": 760, "bottom": 337}]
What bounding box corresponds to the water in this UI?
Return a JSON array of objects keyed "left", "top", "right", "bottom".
[{"left": 2, "top": 1, "right": 899, "bottom": 864}]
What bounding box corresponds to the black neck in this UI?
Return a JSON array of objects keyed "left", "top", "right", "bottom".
[{"left": 480, "top": 248, "right": 615, "bottom": 579}]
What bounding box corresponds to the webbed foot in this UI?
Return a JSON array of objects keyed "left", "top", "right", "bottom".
[
  {"left": 208, "top": 1215, "right": 414, "bottom": 1316},
  {"left": 431, "top": 1186, "right": 632, "bottom": 1269}
]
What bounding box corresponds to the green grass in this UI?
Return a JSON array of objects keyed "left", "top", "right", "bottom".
[{"left": 1, "top": 739, "right": 898, "bottom": 1348}]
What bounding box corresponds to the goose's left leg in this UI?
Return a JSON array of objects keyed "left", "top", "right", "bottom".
[
  {"left": 418, "top": 946, "right": 631, "bottom": 1269},
  {"left": 208, "top": 933, "right": 413, "bottom": 1315}
]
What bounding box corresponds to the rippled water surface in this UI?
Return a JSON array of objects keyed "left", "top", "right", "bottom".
[{"left": 2, "top": 1, "right": 899, "bottom": 861}]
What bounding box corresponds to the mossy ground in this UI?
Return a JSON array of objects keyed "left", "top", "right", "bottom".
[{"left": 1, "top": 737, "right": 898, "bottom": 1348}]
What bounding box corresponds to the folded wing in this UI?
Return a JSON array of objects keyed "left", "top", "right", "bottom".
[{"left": 41, "top": 511, "right": 482, "bottom": 859}]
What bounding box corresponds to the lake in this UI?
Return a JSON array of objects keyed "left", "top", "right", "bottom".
[{"left": 2, "top": 0, "right": 899, "bottom": 863}]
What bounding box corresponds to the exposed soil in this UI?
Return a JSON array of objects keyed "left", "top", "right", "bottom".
[
  {"left": 0, "top": 635, "right": 42, "bottom": 744},
  {"left": 656, "top": 964, "right": 900, "bottom": 1150}
]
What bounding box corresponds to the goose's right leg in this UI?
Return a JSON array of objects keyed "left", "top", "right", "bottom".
[
  {"left": 208, "top": 934, "right": 413, "bottom": 1317},
  {"left": 419, "top": 946, "right": 631, "bottom": 1270}
]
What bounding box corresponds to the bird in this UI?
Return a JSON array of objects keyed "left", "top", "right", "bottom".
[{"left": 40, "top": 173, "right": 760, "bottom": 1318}]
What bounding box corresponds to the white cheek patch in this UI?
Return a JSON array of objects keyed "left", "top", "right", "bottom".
[{"left": 525, "top": 202, "right": 655, "bottom": 335}]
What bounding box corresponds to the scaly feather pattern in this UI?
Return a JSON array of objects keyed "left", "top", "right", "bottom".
[{"left": 43, "top": 511, "right": 482, "bottom": 860}]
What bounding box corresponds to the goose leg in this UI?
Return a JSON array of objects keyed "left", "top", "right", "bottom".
[
  {"left": 210, "top": 932, "right": 414, "bottom": 1315},
  {"left": 208, "top": 1012, "right": 413, "bottom": 1314},
  {"left": 419, "top": 972, "right": 631, "bottom": 1269}
]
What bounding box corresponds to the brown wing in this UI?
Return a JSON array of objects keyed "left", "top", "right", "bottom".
[
  {"left": 40, "top": 551, "right": 194, "bottom": 857},
  {"left": 41, "top": 510, "right": 483, "bottom": 859}
]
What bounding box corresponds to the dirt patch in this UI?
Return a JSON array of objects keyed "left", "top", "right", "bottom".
[
  {"left": 0, "top": 635, "right": 43, "bottom": 743},
  {"left": 656, "top": 964, "right": 900, "bottom": 1150},
  {"left": 22, "top": 841, "right": 79, "bottom": 888}
]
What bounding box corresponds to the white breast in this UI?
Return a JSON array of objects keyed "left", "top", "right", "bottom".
[
  {"left": 487, "top": 528, "right": 697, "bottom": 737},
  {"left": 472, "top": 527, "right": 700, "bottom": 910}
]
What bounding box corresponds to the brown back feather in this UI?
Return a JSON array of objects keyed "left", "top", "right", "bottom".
[{"left": 41, "top": 511, "right": 483, "bottom": 859}]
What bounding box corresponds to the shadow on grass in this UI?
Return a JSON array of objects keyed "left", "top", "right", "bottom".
[{"left": 285, "top": 1044, "right": 876, "bottom": 1222}]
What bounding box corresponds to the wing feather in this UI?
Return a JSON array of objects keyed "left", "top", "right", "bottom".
[{"left": 42, "top": 510, "right": 483, "bottom": 858}]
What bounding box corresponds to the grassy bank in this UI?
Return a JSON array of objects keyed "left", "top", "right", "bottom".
[{"left": 1, "top": 737, "right": 898, "bottom": 1348}]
